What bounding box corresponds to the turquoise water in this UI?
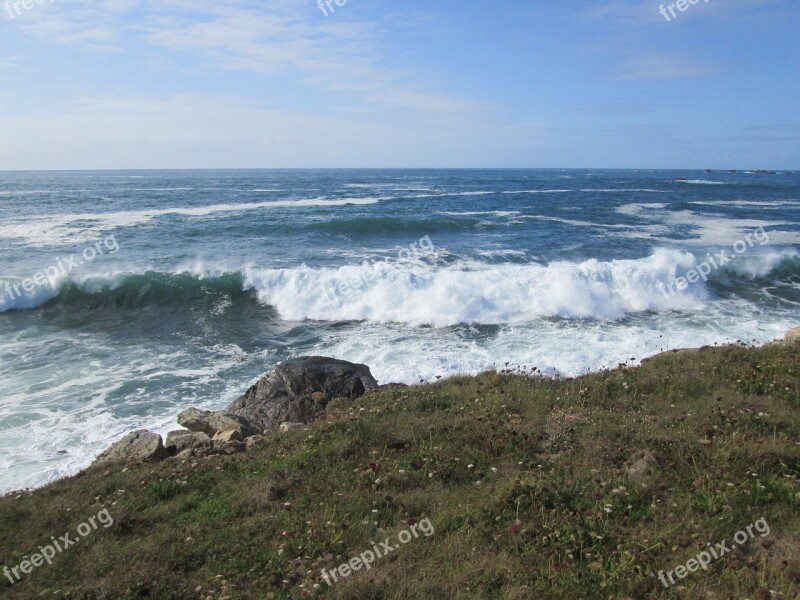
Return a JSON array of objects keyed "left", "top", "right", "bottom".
[{"left": 1, "top": 169, "right": 798, "bottom": 493}]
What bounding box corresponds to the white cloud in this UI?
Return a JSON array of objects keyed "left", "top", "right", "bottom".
[
  {"left": 613, "top": 54, "right": 722, "bottom": 81},
  {"left": 0, "top": 0, "right": 507, "bottom": 168},
  {"left": 11, "top": 0, "right": 482, "bottom": 114}
]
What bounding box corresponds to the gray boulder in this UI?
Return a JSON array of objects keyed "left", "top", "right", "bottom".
[
  {"left": 226, "top": 356, "right": 378, "bottom": 431},
  {"left": 165, "top": 430, "right": 213, "bottom": 457},
  {"left": 176, "top": 408, "right": 259, "bottom": 438},
  {"left": 212, "top": 430, "right": 243, "bottom": 442},
  {"left": 94, "top": 430, "right": 169, "bottom": 466},
  {"left": 280, "top": 422, "right": 307, "bottom": 432},
  {"left": 212, "top": 439, "right": 247, "bottom": 455}
]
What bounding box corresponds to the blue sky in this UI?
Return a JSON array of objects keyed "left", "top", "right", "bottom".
[{"left": 0, "top": 0, "right": 798, "bottom": 169}]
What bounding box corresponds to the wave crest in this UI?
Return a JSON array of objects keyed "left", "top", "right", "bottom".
[{"left": 2, "top": 250, "right": 797, "bottom": 323}]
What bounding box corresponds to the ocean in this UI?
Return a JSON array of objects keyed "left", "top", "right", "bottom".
[{"left": 0, "top": 169, "right": 798, "bottom": 494}]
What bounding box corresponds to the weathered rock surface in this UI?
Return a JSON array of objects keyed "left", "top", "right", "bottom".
[
  {"left": 279, "top": 422, "right": 306, "bottom": 432},
  {"left": 165, "top": 430, "right": 212, "bottom": 457},
  {"left": 94, "top": 430, "right": 170, "bottom": 466},
  {"left": 226, "top": 356, "right": 378, "bottom": 431},
  {"left": 246, "top": 435, "right": 265, "bottom": 450},
  {"left": 177, "top": 408, "right": 259, "bottom": 438},
  {"left": 213, "top": 430, "right": 243, "bottom": 443},
  {"left": 212, "top": 439, "right": 246, "bottom": 455},
  {"left": 785, "top": 327, "right": 800, "bottom": 342}
]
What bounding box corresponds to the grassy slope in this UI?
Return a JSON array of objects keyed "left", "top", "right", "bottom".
[{"left": 1, "top": 341, "right": 799, "bottom": 600}]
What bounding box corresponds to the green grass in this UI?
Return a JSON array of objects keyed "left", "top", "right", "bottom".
[{"left": 1, "top": 341, "right": 799, "bottom": 599}]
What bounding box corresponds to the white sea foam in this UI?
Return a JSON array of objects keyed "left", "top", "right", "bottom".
[
  {"left": 0, "top": 197, "right": 384, "bottom": 246},
  {"left": 344, "top": 183, "right": 398, "bottom": 189},
  {"left": 439, "top": 210, "right": 521, "bottom": 218},
  {"left": 580, "top": 189, "right": 669, "bottom": 193},
  {"left": 676, "top": 180, "right": 726, "bottom": 185},
  {"left": 616, "top": 203, "right": 800, "bottom": 246},
  {"left": 406, "top": 191, "right": 495, "bottom": 199},
  {"left": 718, "top": 249, "right": 800, "bottom": 278},
  {"left": 0, "top": 342, "right": 247, "bottom": 494},
  {"left": 311, "top": 316, "right": 794, "bottom": 385},
  {"left": 241, "top": 250, "right": 713, "bottom": 327},
  {"left": 475, "top": 249, "right": 530, "bottom": 261},
  {"left": 8, "top": 244, "right": 793, "bottom": 319},
  {"left": 615, "top": 203, "right": 669, "bottom": 214},
  {"left": 0, "top": 190, "right": 53, "bottom": 196},
  {"left": 501, "top": 189, "right": 572, "bottom": 194},
  {"left": 0, "top": 278, "right": 62, "bottom": 313},
  {"left": 524, "top": 215, "right": 669, "bottom": 236},
  {"left": 127, "top": 188, "right": 195, "bottom": 192},
  {"left": 689, "top": 200, "right": 800, "bottom": 208}
]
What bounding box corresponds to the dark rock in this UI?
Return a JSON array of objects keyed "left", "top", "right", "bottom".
[
  {"left": 228, "top": 393, "right": 327, "bottom": 432},
  {"left": 226, "top": 356, "right": 378, "bottom": 431},
  {"left": 248, "top": 356, "right": 378, "bottom": 399},
  {"left": 94, "top": 430, "right": 169, "bottom": 466}
]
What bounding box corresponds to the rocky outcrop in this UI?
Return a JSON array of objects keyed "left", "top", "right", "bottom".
[
  {"left": 92, "top": 357, "right": 379, "bottom": 468},
  {"left": 176, "top": 408, "right": 259, "bottom": 439},
  {"left": 212, "top": 430, "right": 243, "bottom": 443},
  {"left": 785, "top": 327, "right": 800, "bottom": 342},
  {"left": 279, "top": 422, "right": 306, "bottom": 432},
  {"left": 242, "top": 356, "right": 378, "bottom": 400},
  {"left": 165, "top": 430, "right": 213, "bottom": 457},
  {"left": 94, "top": 430, "right": 170, "bottom": 466},
  {"left": 225, "top": 356, "right": 378, "bottom": 431}
]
